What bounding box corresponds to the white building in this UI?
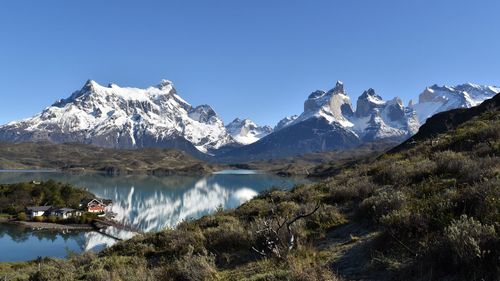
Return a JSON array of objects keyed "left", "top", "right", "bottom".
[{"left": 26, "top": 206, "right": 52, "bottom": 219}]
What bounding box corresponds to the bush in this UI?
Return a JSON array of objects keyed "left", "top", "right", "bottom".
[
  {"left": 327, "top": 176, "right": 376, "bottom": 203},
  {"left": 83, "top": 255, "right": 152, "bottom": 281},
  {"left": 17, "top": 212, "right": 27, "bottom": 221},
  {"left": 29, "top": 263, "right": 76, "bottom": 281},
  {"left": 306, "top": 205, "right": 346, "bottom": 232},
  {"left": 434, "top": 151, "right": 483, "bottom": 182},
  {"left": 199, "top": 215, "right": 253, "bottom": 266},
  {"left": 142, "top": 228, "right": 206, "bottom": 258},
  {"left": 33, "top": 216, "right": 45, "bottom": 222},
  {"left": 47, "top": 215, "right": 58, "bottom": 223},
  {"left": 359, "top": 190, "right": 407, "bottom": 221},
  {"left": 161, "top": 248, "right": 219, "bottom": 281},
  {"left": 444, "top": 215, "right": 497, "bottom": 265}
]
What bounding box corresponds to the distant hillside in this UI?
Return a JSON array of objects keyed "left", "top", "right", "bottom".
[
  {"left": 2, "top": 90, "right": 498, "bottom": 280},
  {"left": 247, "top": 140, "right": 397, "bottom": 177},
  {"left": 0, "top": 142, "right": 218, "bottom": 175}
]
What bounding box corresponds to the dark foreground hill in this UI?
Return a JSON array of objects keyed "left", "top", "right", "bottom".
[
  {"left": 0, "top": 142, "right": 217, "bottom": 175},
  {"left": 1, "top": 95, "right": 499, "bottom": 281}
]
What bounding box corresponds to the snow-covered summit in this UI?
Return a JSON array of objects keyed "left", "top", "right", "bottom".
[
  {"left": 0, "top": 79, "right": 233, "bottom": 153},
  {"left": 296, "top": 81, "right": 354, "bottom": 127},
  {"left": 413, "top": 83, "right": 500, "bottom": 123},
  {"left": 285, "top": 81, "right": 418, "bottom": 141},
  {"left": 225, "top": 118, "right": 272, "bottom": 145}
]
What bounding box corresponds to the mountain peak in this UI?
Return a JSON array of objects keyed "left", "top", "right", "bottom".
[
  {"left": 158, "top": 79, "right": 173, "bottom": 89},
  {"left": 414, "top": 83, "right": 499, "bottom": 123},
  {"left": 226, "top": 118, "right": 272, "bottom": 145},
  {"left": 82, "top": 79, "right": 98, "bottom": 92},
  {"left": 331, "top": 80, "right": 345, "bottom": 95},
  {"left": 355, "top": 88, "right": 385, "bottom": 117}
]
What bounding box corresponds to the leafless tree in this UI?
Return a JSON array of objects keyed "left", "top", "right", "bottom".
[{"left": 252, "top": 202, "right": 320, "bottom": 259}]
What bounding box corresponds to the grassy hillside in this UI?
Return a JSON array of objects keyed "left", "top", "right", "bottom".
[
  {"left": 1, "top": 95, "right": 499, "bottom": 281},
  {"left": 0, "top": 142, "right": 218, "bottom": 175}
]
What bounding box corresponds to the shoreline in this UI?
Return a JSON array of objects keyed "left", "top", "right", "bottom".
[{"left": 10, "top": 221, "right": 93, "bottom": 231}]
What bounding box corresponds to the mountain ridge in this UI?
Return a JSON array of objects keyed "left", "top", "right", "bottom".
[{"left": 0, "top": 79, "right": 497, "bottom": 160}]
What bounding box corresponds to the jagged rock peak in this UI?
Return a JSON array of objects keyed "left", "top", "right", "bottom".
[
  {"left": 359, "top": 88, "right": 381, "bottom": 99},
  {"left": 331, "top": 80, "right": 344, "bottom": 94},
  {"left": 82, "top": 79, "right": 97, "bottom": 92},
  {"left": 355, "top": 88, "right": 386, "bottom": 117}
]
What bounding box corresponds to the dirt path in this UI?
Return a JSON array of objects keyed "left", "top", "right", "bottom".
[{"left": 316, "top": 221, "right": 390, "bottom": 281}]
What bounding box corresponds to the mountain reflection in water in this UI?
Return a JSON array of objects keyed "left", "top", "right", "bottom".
[{"left": 0, "top": 171, "right": 307, "bottom": 258}]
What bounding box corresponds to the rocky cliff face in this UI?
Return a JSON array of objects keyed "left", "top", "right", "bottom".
[{"left": 288, "top": 81, "right": 420, "bottom": 142}]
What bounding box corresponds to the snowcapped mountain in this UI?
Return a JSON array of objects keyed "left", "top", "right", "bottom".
[
  {"left": 218, "top": 81, "right": 497, "bottom": 161},
  {"left": 1, "top": 78, "right": 497, "bottom": 161},
  {"left": 225, "top": 118, "right": 273, "bottom": 145},
  {"left": 287, "top": 81, "right": 420, "bottom": 141},
  {"left": 0, "top": 79, "right": 233, "bottom": 154},
  {"left": 412, "top": 83, "right": 500, "bottom": 123}
]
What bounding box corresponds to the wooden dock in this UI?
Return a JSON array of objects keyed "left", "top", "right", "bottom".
[{"left": 92, "top": 219, "right": 143, "bottom": 240}]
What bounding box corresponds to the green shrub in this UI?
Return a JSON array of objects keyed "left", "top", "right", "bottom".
[
  {"left": 83, "top": 255, "right": 152, "bottom": 281},
  {"left": 160, "top": 248, "right": 218, "bottom": 281},
  {"left": 306, "top": 205, "right": 346, "bottom": 232},
  {"left": 47, "top": 215, "right": 58, "bottom": 223},
  {"left": 17, "top": 211, "right": 27, "bottom": 221},
  {"left": 359, "top": 190, "right": 407, "bottom": 221},
  {"left": 327, "top": 176, "right": 376, "bottom": 203},
  {"left": 434, "top": 151, "right": 483, "bottom": 182},
  {"left": 29, "top": 262, "right": 76, "bottom": 281},
  {"left": 33, "top": 216, "right": 45, "bottom": 222},
  {"left": 143, "top": 228, "right": 206, "bottom": 258},
  {"left": 444, "top": 215, "right": 497, "bottom": 265}
]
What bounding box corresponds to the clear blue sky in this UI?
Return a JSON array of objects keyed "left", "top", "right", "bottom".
[{"left": 0, "top": 0, "right": 499, "bottom": 126}]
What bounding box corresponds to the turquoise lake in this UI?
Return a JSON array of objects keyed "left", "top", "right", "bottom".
[{"left": 0, "top": 171, "right": 307, "bottom": 262}]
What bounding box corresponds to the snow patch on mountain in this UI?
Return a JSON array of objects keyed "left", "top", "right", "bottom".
[
  {"left": 413, "top": 83, "right": 500, "bottom": 123},
  {"left": 225, "top": 118, "right": 272, "bottom": 145}
]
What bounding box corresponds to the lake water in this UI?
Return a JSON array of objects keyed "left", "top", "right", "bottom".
[{"left": 0, "top": 171, "right": 307, "bottom": 262}]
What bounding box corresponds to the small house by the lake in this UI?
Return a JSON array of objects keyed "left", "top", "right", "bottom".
[
  {"left": 51, "top": 208, "right": 82, "bottom": 219},
  {"left": 26, "top": 206, "right": 52, "bottom": 219},
  {"left": 85, "top": 199, "right": 107, "bottom": 213}
]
